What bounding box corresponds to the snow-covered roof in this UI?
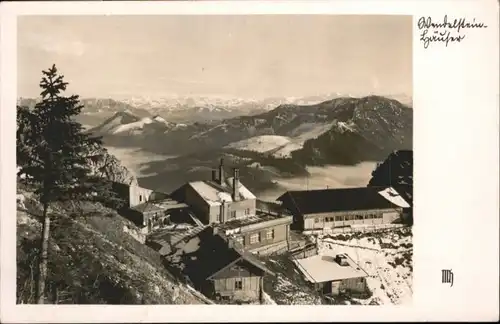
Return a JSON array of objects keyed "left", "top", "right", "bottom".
[
  {"left": 377, "top": 187, "right": 411, "bottom": 208},
  {"left": 187, "top": 178, "right": 256, "bottom": 207},
  {"left": 293, "top": 252, "right": 368, "bottom": 283}
]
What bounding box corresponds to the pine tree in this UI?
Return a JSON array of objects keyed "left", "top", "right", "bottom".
[{"left": 16, "top": 64, "right": 117, "bottom": 303}]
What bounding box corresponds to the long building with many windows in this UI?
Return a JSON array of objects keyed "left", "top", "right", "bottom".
[{"left": 277, "top": 186, "right": 408, "bottom": 232}]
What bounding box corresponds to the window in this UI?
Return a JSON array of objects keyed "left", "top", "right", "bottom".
[
  {"left": 235, "top": 279, "right": 243, "bottom": 290},
  {"left": 356, "top": 215, "right": 364, "bottom": 220},
  {"left": 231, "top": 210, "right": 237, "bottom": 219},
  {"left": 139, "top": 195, "right": 143, "bottom": 202},
  {"left": 266, "top": 229, "right": 275, "bottom": 240},
  {"left": 250, "top": 233, "right": 260, "bottom": 244},
  {"left": 244, "top": 208, "right": 250, "bottom": 215},
  {"left": 335, "top": 216, "right": 343, "bottom": 222},
  {"left": 314, "top": 218, "right": 320, "bottom": 223},
  {"left": 235, "top": 236, "right": 244, "bottom": 246}
]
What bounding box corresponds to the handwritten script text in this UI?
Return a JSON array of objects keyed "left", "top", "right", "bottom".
[{"left": 418, "top": 15, "right": 488, "bottom": 49}]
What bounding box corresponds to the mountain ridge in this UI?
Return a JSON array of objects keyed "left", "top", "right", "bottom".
[{"left": 89, "top": 95, "right": 412, "bottom": 161}]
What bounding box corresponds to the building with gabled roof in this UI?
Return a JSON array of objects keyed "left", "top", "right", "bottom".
[
  {"left": 180, "top": 226, "right": 274, "bottom": 304},
  {"left": 277, "top": 186, "right": 404, "bottom": 231},
  {"left": 293, "top": 252, "right": 369, "bottom": 297},
  {"left": 171, "top": 158, "right": 256, "bottom": 225},
  {"left": 171, "top": 158, "right": 295, "bottom": 256}
]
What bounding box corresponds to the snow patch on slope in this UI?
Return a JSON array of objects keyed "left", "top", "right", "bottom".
[
  {"left": 272, "top": 122, "right": 337, "bottom": 158},
  {"left": 225, "top": 122, "right": 337, "bottom": 158},
  {"left": 111, "top": 117, "right": 154, "bottom": 134},
  {"left": 153, "top": 115, "right": 167, "bottom": 123},
  {"left": 225, "top": 135, "right": 292, "bottom": 153},
  {"left": 94, "top": 112, "right": 140, "bottom": 134}
]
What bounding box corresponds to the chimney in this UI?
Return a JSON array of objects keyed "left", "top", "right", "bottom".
[
  {"left": 335, "top": 254, "right": 349, "bottom": 266},
  {"left": 211, "top": 169, "right": 218, "bottom": 182},
  {"left": 232, "top": 168, "right": 240, "bottom": 201},
  {"left": 219, "top": 200, "right": 226, "bottom": 223},
  {"left": 219, "top": 158, "right": 225, "bottom": 185}
]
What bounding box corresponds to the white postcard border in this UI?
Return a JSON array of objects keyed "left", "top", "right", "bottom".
[{"left": 1, "top": 1, "right": 499, "bottom": 323}]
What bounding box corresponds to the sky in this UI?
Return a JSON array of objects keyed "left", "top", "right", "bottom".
[{"left": 18, "top": 15, "right": 412, "bottom": 100}]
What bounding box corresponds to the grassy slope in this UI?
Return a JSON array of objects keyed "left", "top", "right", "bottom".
[{"left": 16, "top": 195, "right": 204, "bottom": 304}]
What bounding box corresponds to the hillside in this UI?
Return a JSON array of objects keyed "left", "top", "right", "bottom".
[
  {"left": 225, "top": 135, "right": 293, "bottom": 155},
  {"left": 89, "top": 112, "right": 179, "bottom": 140},
  {"left": 223, "top": 120, "right": 336, "bottom": 159},
  {"left": 16, "top": 189, "right": 207, "bottom": 304}
]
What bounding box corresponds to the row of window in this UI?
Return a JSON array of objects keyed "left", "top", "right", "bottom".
[
  {"left": 234, "top": 229, "right": 275, "bottom": 246},
  {"left": 228, "top": 208, "right": 252, "bottom": 220},
  {"left": 314, "top": 213, "right": 383, "bottom": 223}
]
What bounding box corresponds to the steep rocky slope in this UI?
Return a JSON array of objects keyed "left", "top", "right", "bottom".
[{"left": 16, "top": 190, "right": 206, "bottom": 304}]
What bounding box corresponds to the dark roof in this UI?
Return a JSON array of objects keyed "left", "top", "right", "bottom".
[
  {"left": 277, "top": 187, "right": 401, "bottom": 215},
  {"left": 256, "top": 199, "right": 291, "bottom": 216},
  {"left": 184, "top": 226, "right": 273, "bottom": 282},
  {"left": 130, "top": 201, "right": 166, "bottom": 213}
]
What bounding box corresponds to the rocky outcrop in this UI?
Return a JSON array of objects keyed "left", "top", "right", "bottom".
[{"left": 87, "top": 146, "right": 137, "bottom": 185}]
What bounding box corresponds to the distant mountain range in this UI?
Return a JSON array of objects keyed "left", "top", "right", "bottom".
[
  {"left": 18, "top": 93, "right": 412, "bottom": 127},
  {"left": 82, "top": 95, "right": 412, "bottom": 192},
  {"left": 91, "top": 95, "right": 411, "bottom": 155},
  {"left": 17, "top": 94, "right": 413, "bottom": 194}
]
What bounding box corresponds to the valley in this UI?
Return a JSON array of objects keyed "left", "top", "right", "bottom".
[
  {"left": 18, "top": 94, "right": 412, "bottom": 197},
  {"left": 104, "top": 143, "right": 378, "bottom": 201},
  {"left": 81, "top": 94, "right": 412, "bottom": 198},
  {"left": 105, "top": 146, "right": 178, "bottom": 178}
]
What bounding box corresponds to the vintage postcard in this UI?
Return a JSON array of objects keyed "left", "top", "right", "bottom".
[{"left": 1, "top": 0, "right": 498, "bottom": 322}]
